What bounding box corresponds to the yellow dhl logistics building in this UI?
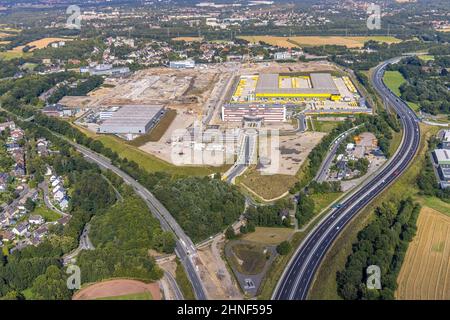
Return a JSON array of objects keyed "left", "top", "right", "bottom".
[{"left": 255, "top": 73, "right": 341, "bottom": 101}]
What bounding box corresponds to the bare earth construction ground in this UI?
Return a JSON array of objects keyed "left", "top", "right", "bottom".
[{"left": 72, "top": 279, "right": 161, "bottom": 300}]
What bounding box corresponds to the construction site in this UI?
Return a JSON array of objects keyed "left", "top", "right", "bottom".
[{"left": 66, "top": 61, "right": 372, "bottom": 188}]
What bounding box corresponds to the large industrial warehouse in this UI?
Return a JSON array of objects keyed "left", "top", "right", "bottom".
[
  {"left": 99, "top": 104, "right": 165, "bottom": 136},
  {"left": 254, "top": 73, "right": 341, "bottom": 101}
]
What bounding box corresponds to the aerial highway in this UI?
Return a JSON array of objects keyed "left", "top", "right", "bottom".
[
  {"left": 59, "top": 140, "right": 208, "bottom": 300},
  {"left": 273, "top": 57, "right": 421, "bottom": 300}
]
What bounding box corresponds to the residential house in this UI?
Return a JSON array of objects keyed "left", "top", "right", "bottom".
[
  {"left": 0, "top": 214, "right": 10, "bottom": 227},
  {"left": 57, "top": 215, "right": 71, "bottom": 226},
  {"left": 0, "top": 121, "right": 15, "bottom": 132},
  {"left": 0, "top": 172, "right": 9, "bottom": 191},
  {"left": 34, "top": 225, "right": 48, "bottom": 239},
  {"left": 53, "top": 185, "right": 63, "bottom": 194},
  {"left": 54, "top": 190, "right": 65, "bottom": 202},
  {"left": 51, "top": 178, "right": 61, "bottom": 188},
  {"left": 29, "top": 215, "right": 44, "bottom": 225},
  {"left": 10, "top": 128, "right": 24, "bottom": 141},
  {"left": 36, "top": 138, "right": 49, "bottom": 156},
  {"left": 59, "top": 198, "right": 69, "bottom": 211},
  {"left": 0, "top": 230, "right": 15, "bottom": 242}
]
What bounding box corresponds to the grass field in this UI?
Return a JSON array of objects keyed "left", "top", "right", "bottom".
[
  {"left": 311, "top": 119, "right": 340, "bottom": 133},
  {"left": 383, "top": 71, "right": 420, "bottom": 111},
  {"left": 128, "top": 109, "right": 177, "bottom": 147},
  {"left": 175, "top": 259, "right": 196, "bottom": 300},
  {"left": 242, "top": 227, "right": 294, "bottom": 245},
  {"left": 0, "top": 51, "right": 29, "bottom": 60},
  {"left": 239, "top": 35, "right": 401, "bottom": 49},
  {"left": 308, "top": 124, "right": 440, "bottom": 299},
  {"left": 310, "top": 192, "right": 343, "bottom": 215},
  {"left": 417, "top": 196, "right": 450, "bottom": 217},
  {"left": 418, "top": 55, "right": 435, "bottom": 61},
  {"left": 383, "top": 71, "right": 406, "bottom": 96},
  {"left": 97, "top": 292, "right": 152, "bottom": 300},
  {"left": 33, "top": 204, "right": 61, "bottom": 222},
  {"left": 230, "top": 242, "right": 269, "bottom": 275},
  {"left": 74, "top": 123, "right": 229, "bottom": 176},
  {"left": 396, "top": 206, "right": 450, "bottom": 300},
  {"left": 237, "top": 167, "right": 297, "bottom": 200}
]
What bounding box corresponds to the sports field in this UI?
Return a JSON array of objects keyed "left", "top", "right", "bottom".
[
  {"left": 238, "top": 36, "right": 401, "bottom": 49},
  {"left": 72, "top": 279, "right": 160, "bottom": 300},
  {"left": 396, "top": 207, "right": 450, "bottom": 300}
]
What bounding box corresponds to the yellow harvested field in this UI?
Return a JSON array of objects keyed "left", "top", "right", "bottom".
[
  {"left": 238, "top": 36, "right": 298, "bottom": 48},
  {"left": 172, "top": 37, "right": 204, "bottom": 42},
  {"left": 396, "top": 207, "right": 450, "bottom": 300},
  {"left": 239, "top": 36, "right": 402, "bottom": 48},
  {"left": 9, "top": 37, "right": 72, "bottom": 52}
]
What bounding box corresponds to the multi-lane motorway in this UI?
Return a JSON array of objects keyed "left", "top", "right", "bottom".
[{"left": 273, "top": 57, "right": 421, "bottom": 300}]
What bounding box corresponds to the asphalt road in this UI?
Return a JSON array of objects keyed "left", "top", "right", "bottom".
[
  {"left": 66, "top": 141, "right": 208, "bottom": 300},
  {"left": 314, "top": 125, "right": 361, "bottom": 183},
  {"left": 273, "top": 57, "right": 421, "bottom": 300}
]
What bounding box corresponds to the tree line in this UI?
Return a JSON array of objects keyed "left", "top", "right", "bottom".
[{"left": 336, "top": 198, "right": 421, "bottom": 300}]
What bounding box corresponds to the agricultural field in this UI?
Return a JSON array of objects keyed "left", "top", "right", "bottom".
[
  {"left": 238, "top": 36, "right": 402, "bottom": 49},
  {"left": 396, "top": 207, "right": 450, "bottom": 300},
  {"left": 11, "top": 37, "right": 73, "bottom": 52},
  {"left": 172, "top": 37, "right": 203, "bottom": 42}
]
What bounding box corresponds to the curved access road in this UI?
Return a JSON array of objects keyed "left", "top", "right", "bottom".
[
  {"left": 272, "top": 57, "right": 421, "bottom": 300},
  {"left": 64, "top": 141, "right": 207, "bottom": 300}
]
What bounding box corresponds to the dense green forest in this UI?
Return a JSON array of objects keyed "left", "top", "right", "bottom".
[
  {"left": 336, "top": 198, "right": 421, "bottom": 300},
  {"left": 388, "top": 56, "right": 450, "bottom": 115},
  {"left": 153, "top": 177, "right": 245, "bottom": 243},
  {"left": 244, "top": 198, "right": 293, "bottom": 228}
]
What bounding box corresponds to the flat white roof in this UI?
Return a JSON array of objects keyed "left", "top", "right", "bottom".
[
  {"left": 435, "top": 149, "right": 450, "bottom": 163},
  {"left": 101, "top": 105, "right": 164, "bottom": 127}
]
